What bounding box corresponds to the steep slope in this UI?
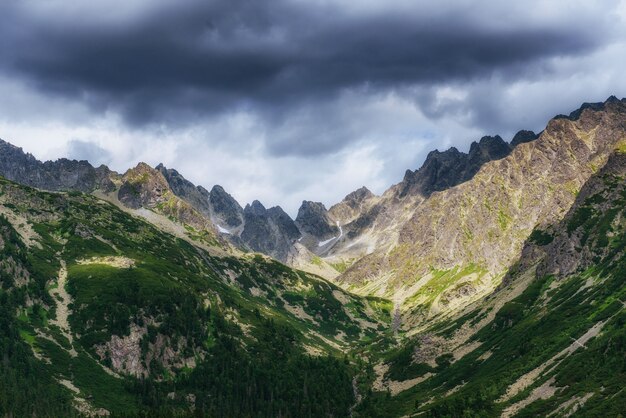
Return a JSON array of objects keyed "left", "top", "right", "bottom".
[
  {"left": 339, "top": 97, "right": 626, "bottom": 325},
  {"left": 353, "top": 148, "right": 626, "bottom": 417},
  {"left": 311, "top": 130, "right": 539, "bottom": 271},
  {"left": 328, "top": 186, "right": 376, "bottom": 224},
  {"left": 296, "top": 201, "right": 339, "bottom": 240},
  {"left": 209, "top": 184, "right": 245, "bottom": 231},
  {"left": 156, "top": 163, "right": 213, "bottom": 217},
  {"left": 0, "top": 175, "right": 389, "bottom": 417},
  {"left": 118, "top": 162, "right": 224, "bottom": 249}
]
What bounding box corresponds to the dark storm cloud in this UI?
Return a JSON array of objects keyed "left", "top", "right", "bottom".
[{"left": 0, "top": 0, "right": 619, "bottom": 155}]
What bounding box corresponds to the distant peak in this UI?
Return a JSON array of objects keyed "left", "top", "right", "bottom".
[
  {"left": 210, "top": 184, "right": 227, "bottom": 194},
  {"left": 605, "top": 95, "right": 620, "bottom": 103},
  {"left": 298, "top": 200, "right": 327, "bottom": 211},
  {"left": 510, "top": 130, "right": 538, "bottom": 147},
  {"left": 133, "top": 162, "right": 154, "bottom": 171},
  {"left": 267, "top": 205, "right": 290, "bottom": 217},
  {"left": 478, "top": 134, "right": 504, "bottom": 144},
  {"left": 344, "top": 186, "right": 374, "bottom": 202},
  {"left": 555, "top": 96, "right": 626, "bottom": 121},
  {"left": 247, "top": 200, "right": 266, "bottom": 213}
]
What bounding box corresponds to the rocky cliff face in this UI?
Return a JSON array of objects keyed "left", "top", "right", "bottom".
[
  {"left": 338, "top": 97, "right": 626, "bottom": 321},
  {"left": 0, "top": 139, "right": 117, "bottom": 192},
  {"left": 327, "top": 187, "right": 376, "bottom": 224},
  {"left": 240, "top": 201, "right": 301, "bottom": 261},
  {"left": 209, "top": 185, "right": 244, "bottom": 229},
  {"left": 295, "top": 201, "right": 339, "bottom": 239}
]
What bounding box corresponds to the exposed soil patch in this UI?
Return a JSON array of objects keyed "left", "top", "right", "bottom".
[
  {"left": 77, "top": 256, "right": 135, "bottom": 269},
  {"left": 0, "top": 204, "right": 41, "bottom": 248},
  {"left": 49, "top": 261, "right": 77, "bottom": 357},
  {"left": 502, "top": 376, "right": 559, "bottom": 418},
  {"left": 372, "top": 362, "right": 434, "bottom": 396}
]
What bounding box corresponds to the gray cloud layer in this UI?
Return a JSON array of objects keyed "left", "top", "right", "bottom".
[{"left": 0, "top": 0, "right": 625, "bottom": 214}]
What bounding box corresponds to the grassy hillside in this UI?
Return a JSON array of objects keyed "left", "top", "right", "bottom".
[{"left": 0, "top": 176, "right": 391, "bottom": 417}]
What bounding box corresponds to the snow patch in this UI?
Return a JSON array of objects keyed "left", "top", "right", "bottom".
[
  {"left": 318, "top": 236, "right": 337, "bottom": 247},
  {"left": 317, "top": 222, "right": 343, "bottom": 247},
  {"left": 216, "top": 224, "right": 231, "bottom": 234}
]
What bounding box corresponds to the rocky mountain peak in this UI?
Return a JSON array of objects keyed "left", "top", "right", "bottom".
[
  {"left": 241, "top": 200, "right": 300, "bottom": 261},
  {"left": 467, "top": 135, "right": 510, "bottom": 167},
  {"left": 209, "top": 185, "right": 244, "bottom": 228},
  {"left": 268, "top": 206, "right": 301, "bottom": 239},
  {"left": 510, "top": 130, "right": 539, "bottom": 147},
  {"left": 555, "top": 95, "right": 626, "bottom": 121},
  {"left": 246, "top": 200, "right": 267, "bottom": 216},
  {"left": 295, "top": 201, "right": 339, "bottom": 239},
  {"left": 344, "top": 186, "right": 374, "bottom": 204},
  {"left": 469, "top": 135, "right": 507, "bottom": 154},
  {"left": 395, "top": 130, "right": 536, "bottom": 200},
  {"left": 119, "top": 163, "right": 171, "bottom": 209},
  {"left": 397, "top": 145, "right": 469, "bottom": 197}
]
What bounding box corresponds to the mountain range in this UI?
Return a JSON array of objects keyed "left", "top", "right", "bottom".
[{"left": 0, "top": 97, "right": 624, "bottom": 417}]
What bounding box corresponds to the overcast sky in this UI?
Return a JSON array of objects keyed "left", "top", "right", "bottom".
[{"left": 1, "top": 0, "right": 625, "bottom": 216}]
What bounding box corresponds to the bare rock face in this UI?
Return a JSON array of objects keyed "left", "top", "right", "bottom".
[
  {"left": 119, "top": 163, "right": 170, "bottom": 209},
  {"left": 0, "top": 139, "right": 117, "bottom": 192},
  {"left": 328, "top": 187, "right": 375, "bottom": 224},
  {"left": 97, "top": 324, "right": 146, "bottom": 378},
  {"left": 240, "top": 201, "right": 301, "bottom": 261},
  {"left": 510, "top": 130, "right": 540, "bottom": 147},
  {"left": 338, "top": 97, "right": 626, "bottom": 319},
  {"left": 295, "top": 201, "right": 339, "bottom": 239},
  {"left": 209, "top": 185, "right": 244, "bottom": 228},
  {"left": 397, "top": 134, "right": 515, "bottom": 198},
  {"left": 96, "top": 323, "right": 200, "bottom": 378}
]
